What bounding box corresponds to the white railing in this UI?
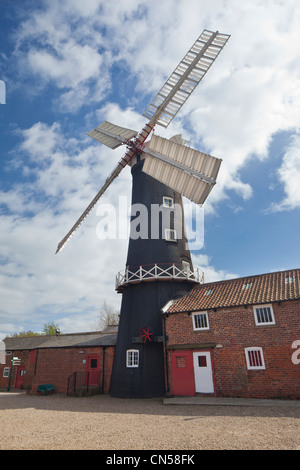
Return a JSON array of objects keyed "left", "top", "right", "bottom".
[{"left": 115, "top": 263, "right": 204, "bottom": 291}]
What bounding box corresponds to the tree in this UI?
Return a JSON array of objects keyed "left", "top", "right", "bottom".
[
  {"left": 93, "top": 300, "right": 120, "bottom": 331},
  {"left": 43, "top": 322, "right": 60, "bottom": 335},
  {"left": 9, "top": 330, "right": 40, "bottom": 337},
  {"left": 9, "top": 322, "right": 60, "bottom": 337}
]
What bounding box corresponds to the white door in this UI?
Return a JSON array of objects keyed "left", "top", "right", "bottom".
[{"left": 193, "top": 351, "right": 214, "bottom": 393}]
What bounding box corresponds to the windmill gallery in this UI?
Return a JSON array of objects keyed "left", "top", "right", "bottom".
[{"left": 2, "top": 30, "right": 299, "bottom": 400}]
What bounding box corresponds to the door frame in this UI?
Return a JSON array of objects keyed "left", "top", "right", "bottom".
[
  {"left": 15, "top": 365, "right": 25, "bottom": 389},
  {"left": 171, "top": 350, "right": 195, "bottom": 396},
  {"left": 86, "top": 354, "right": 100, "bottom": 386},
  {"left": 193, "top": 350, "right": 216, "bottom": 395}
]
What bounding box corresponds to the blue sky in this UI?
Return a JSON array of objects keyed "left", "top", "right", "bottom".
[{"left": 1, "top": 0, "right": 300, "bottom": 337}]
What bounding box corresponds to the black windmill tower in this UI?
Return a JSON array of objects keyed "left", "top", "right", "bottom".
[{"left": 56, "top": 30, "right": 230, "bottom": 397}]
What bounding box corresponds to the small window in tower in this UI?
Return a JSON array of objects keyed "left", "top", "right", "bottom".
[
  {"left": 163, "top": 197, "right": 174, "bottom": 208},
  {"left": 182, "top": 261, "right": 190, "bottom": 273},
  {"left": 126, "top": 349, "right": 139, "bottom": 368},
  {"left": 165, "top": 229, "right": 177, "bottom": 242}
]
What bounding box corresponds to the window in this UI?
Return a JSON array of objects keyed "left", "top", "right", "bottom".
[
  {"left": 254, "top": 304, "right": 275, "bottom": 326},
  {"left": 165, "top": 229, "right": 177, "bottom": 242},
  {"left": 3, "top": 367, "right": 9, "bottom": 378},
  {"left": 198, "top": 355, "right": 207, "bottom": 367},
  {"left": 163, "top": 196, "right": 174, "bottom": 208},
  {"left": 176, "top": 356, "right": 186, "bottom": 368},
  {"left": 126, "top": 349, "right": 139, "bottom": 368},
  {"left": 245, "top": 347, "right": 265, "bottom": 370},
  {"left": 192, "top": 312, "right": 209, "bottom": 331},
  {"left": 204, "top": 289, "right": 214, "bottom": 296},
  {"left": 90, "top": 358, "right": 97, "bottom": 368},
  {"left": 243, "top": 282, "right": 252, "bottom": 290},
  {"left": 182, "top": 261, "right": 190, "bottom": 273}
]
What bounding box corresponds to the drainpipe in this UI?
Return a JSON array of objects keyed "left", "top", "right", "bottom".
[
  {"left": 7, "top": 354, "right": 14, "bottom": 392},
  {"left": 7, "top": 354, "right": 20, "bottom": 391},
  {"left": 102, "top": 347, "right": 106, "bottom": 394},
  {"left": 162, "top": 314, "right": 169, "bottom": 395}
]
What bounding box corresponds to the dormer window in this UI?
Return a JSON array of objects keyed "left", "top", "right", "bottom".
[
  {"left": 204, "top": 289, "right": 214, "bottom": 296},
  {"left": 243, "top": 283, "right": 252, "bottom": 290}
]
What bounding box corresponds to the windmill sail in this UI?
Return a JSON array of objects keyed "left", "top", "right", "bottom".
[
  {"left": 87, "top": 121, "right": 138, "bottom": 149},
  {"left": 56, "top": 29, "right": 230, "bottom": 253},
  {"left": 55, "top": 143, "right": 138, "bottom": 254},
  {"left": 142, "top": 134, "right": 221, "bottom": 205},
  {"left": 55, "top": 163, "right": 123, "bottom": 254},
  {"left": 143, "top": 29, "right": 230, "bottom": 128}
]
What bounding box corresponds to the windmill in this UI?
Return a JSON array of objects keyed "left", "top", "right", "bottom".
[{"left": 56, "top": 29, "right": 230, "bottom": 397}]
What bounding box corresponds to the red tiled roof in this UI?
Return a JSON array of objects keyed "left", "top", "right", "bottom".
[{"left": 166, "top": 268, "right": 300, "bottom": 314}]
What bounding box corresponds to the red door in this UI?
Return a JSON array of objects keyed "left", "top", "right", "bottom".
[
  {"left": 15, "top": 366, "right": 25, "bottom": 389},
  {"left": 171, "top": 350, "right": 195, "bottom": 395},
  {"left": 86, "top": 355, "right": 100, "bottom": 386}
]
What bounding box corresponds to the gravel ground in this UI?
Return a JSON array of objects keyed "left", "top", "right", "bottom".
[{"left": 0, "top": 392, "right": 299, "bottom": 450}]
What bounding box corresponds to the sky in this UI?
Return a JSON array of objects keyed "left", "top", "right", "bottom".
[{"left": 0, "top": 0, "right": 300, "bottom": 337}]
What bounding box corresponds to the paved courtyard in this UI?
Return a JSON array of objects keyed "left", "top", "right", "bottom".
[{"left": 0, "top": 392, "right": 299, "bottom": 450}]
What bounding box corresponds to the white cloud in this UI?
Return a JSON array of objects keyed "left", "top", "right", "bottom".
[
  {"left": 0, "top": 121, "right": 129, "bottom": 334},
  {"left": 2, "top": 0, "right": 300, "bottom": 336},
  {"left": 19, "top": 122, "right": 61, "bottom": 160},
  {"left": 270, "top": 134, "right": 300, "bottom": 211},
  {"left": 192, "top": 253, "right": 237, "bottom": 283},
  {"left": 27, "top": 44, "right": 103, "bottom": 89},
  {"left": 14, "top": 1, "right": 110, "bottom": 111}
]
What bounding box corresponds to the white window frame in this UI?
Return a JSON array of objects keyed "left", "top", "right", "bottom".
[
  {"left": 192, "top": 311, "right": 209, "bottom": 331},
  {"left": 182, "top": 261, "right": 190, "bottom": 273},
  {"left": 165, "top": 228, "right": 177, "bottom": 242},
  {"left": 3, "top": 367, "right": 10, "bottom": 378},
  {"left": 253, "top": 304, "right": 275, "bottom": 326},
  {"left": 245, "top": 347, "right": 266, "bottom": 370},
  {"left": 126, "top": 349, "right": 139, "bottom": 368},
  {"left": 163, "top": 196, "right": 174, "bottom": 209}
]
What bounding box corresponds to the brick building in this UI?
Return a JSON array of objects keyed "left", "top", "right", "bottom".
[
  {"left": 1, "top": 269, "right": 300, "bottom": 399},
  {"left": 0, "top": 328, "right": 117, "bottom": 395},
  {"left": 163, "top": 268, "right": 300, "bottom": 399}
]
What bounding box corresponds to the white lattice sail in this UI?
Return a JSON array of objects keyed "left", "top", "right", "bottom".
[
  {"left": 87, "top": 121, "right": 138, "bottom": 149},
  {"left": 143, "top": 30, "right": 230, "bottom": 128},
  {"left": 142, "top": 134, "right": 222, "bottom": 205}
]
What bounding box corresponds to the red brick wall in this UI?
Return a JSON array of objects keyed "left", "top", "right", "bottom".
[
  {"left": 0, "top": 346, "right": 115, "bottom": 394},
  {"left": 165, "top": 299, "right": 300, "bottom": 399},
  {"left": 0, "top": 350, "right": 34, "bottom": 390}
]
